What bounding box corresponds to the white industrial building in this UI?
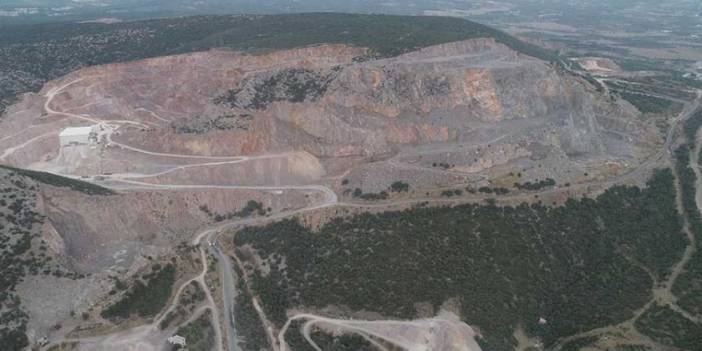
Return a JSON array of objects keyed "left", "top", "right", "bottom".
[
  {"left": 59, "top": 125, "right": 98, "bottom": 146},
  {"left": 167, "top": 335, "right": 186, "bottom": 347}
]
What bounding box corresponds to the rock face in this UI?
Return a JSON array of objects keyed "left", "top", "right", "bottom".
[
  {"left": 43, "top": 39, "right": 651, "bottom": 156},
  {"left": 1, "top": 38, "right": 658, "bottom": 188}
]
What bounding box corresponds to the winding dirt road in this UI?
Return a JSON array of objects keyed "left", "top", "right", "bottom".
[
  {"left": 28, "top": 74, "right": 702, "bottom": 351},
  {"left": 276, "top": 313, "right": 483, "bottom": 351},
  {"left": 210, "top": 242, "right": 241, "bottom": 351},
  {"left": 552, "top": 93, "right": 702, "bottom": 350}
]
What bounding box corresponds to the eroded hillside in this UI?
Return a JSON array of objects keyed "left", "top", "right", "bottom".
[{"left": 0, "top": 166, "right": 323, "bottom": 349}]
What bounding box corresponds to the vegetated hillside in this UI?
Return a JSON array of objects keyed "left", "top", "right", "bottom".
[
  {"left": 0, "top": 13, "right": 556, "bottom": 116},
  {"left": 616, "top": 90, "right": 682, "bottom": 116},
  {"left": 100, "top": 263, "right": 176, "bottom": 321},
  {"left": 625, "top": 110, "right": 702, "bottom": 351},
  {"left": 664, "top": 109, "right": 702, "bottom": 348},
  {"left": 235, "top": 169, "right": 687, "bottom": 351},
  {"left": 0, "top": 165, "right": 114, "bottom": 195},
  {"left": 0, "top": 167, "right": 84, "bottom": 350}
]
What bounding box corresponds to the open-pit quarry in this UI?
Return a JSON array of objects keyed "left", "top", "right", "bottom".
[{"left": 1, "top": 33, "right": 696, "bottom": 351}]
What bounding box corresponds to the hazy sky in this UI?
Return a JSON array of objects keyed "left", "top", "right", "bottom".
[{"left": 2, "top": 0, "right": 700, "bottom": 27}]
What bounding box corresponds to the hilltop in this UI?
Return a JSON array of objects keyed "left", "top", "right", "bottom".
[{"left": 0, "top": 13, "right": 556, "bottom": 116}]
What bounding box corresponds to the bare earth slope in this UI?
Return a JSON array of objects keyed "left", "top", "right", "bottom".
[{"left": 0, "top": 166, "right": 323, "bottom": 349}]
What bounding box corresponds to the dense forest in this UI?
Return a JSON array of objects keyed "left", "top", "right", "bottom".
[
  {"left": 235, "top": 169, "right": 687, "bottom": 350},
  {"left": 672, "top": 143, "right": 702, "bottom": 317},
  {"left": 635, "top": 305, "right": 702, "bottom": 350},
  {"left": 616, "top": 90, "right": 680, "bottom": 115},
  {"left": 0, "top": 13, "right": 557, "bottom": 116},
  {"left": 232, "top": 259, "right": 271, "bottom": 351}
]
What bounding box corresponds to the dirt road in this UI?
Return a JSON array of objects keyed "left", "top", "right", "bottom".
[
  {"left": 552, "top": 94, "right": 702, "bottom": 350},
  {"left": 31, "top": 73, "right": 702, "bottom": 351},
  {"left": 277, "top": 313, "right": 483, "bottom": 351}
]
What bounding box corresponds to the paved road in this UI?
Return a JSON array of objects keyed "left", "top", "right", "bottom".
[{"left": 210, "top": 242, "right": 240, "bottom": 351}]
